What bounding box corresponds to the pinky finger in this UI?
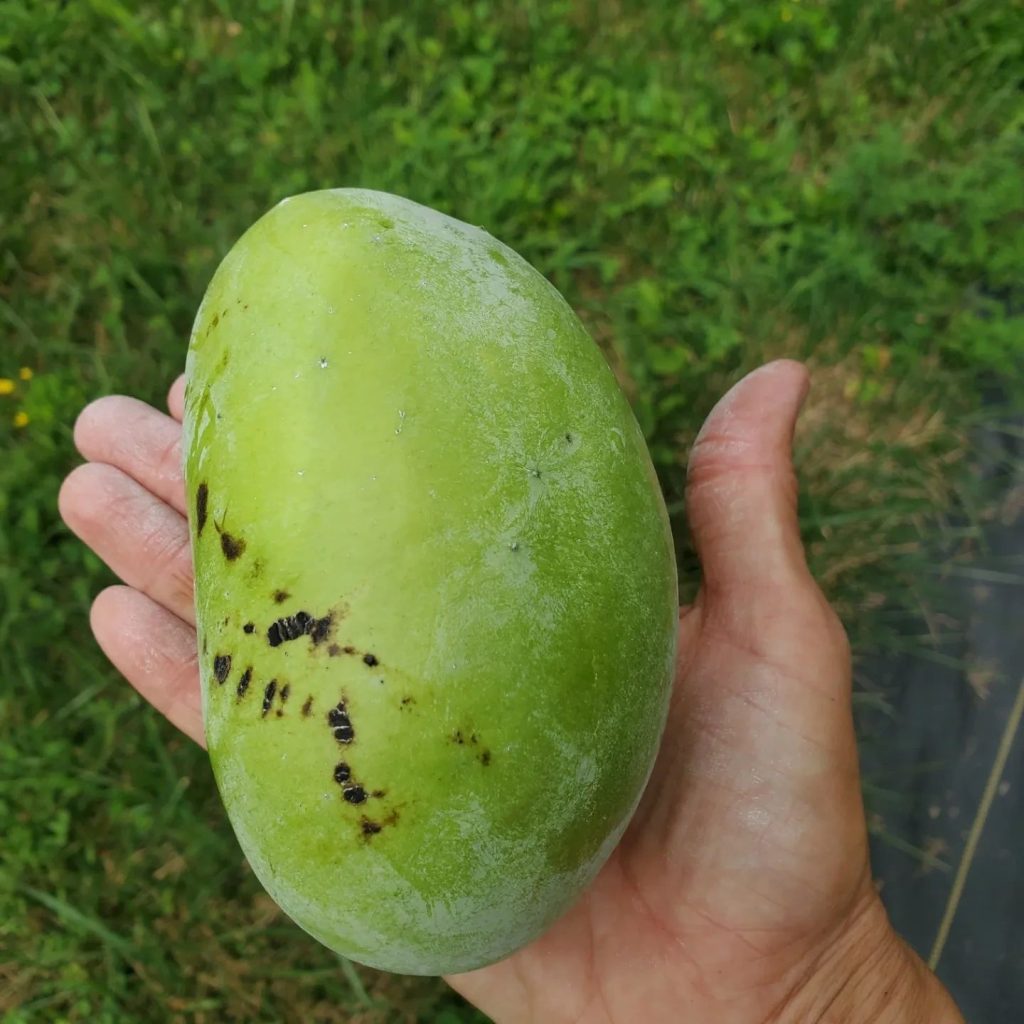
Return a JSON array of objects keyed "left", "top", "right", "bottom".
[
  {"left": 91, "top": 585, "right": 206, "bottom": 748},
  {"left": 168, "top": 374, "right": 186, "bottom": 423}
]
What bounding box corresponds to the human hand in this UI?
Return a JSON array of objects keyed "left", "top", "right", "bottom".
[{"left": 59, "top": 361, "right": 962, "bottom": 1023}]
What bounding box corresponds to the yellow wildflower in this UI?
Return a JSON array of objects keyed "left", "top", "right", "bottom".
[
  {"left": 13, "top": 410, "right": 30, "bottom": 428},
  {"left": 19, "top": 367, "right": 33, "bottom": 381},
  {"left": 0, "top": 379, "right": 15, "bottom": 396}
]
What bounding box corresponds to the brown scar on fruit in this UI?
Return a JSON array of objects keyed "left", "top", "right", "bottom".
[
  {"left": 195, "top": 483, "right": 209, "bottom": 536},
  {"left": 237, "top": 667, "right": 252, "bottom": 699},
  {"left": 327, "top": 643, "right": 342, "bottom": 657},
  {"left": 273, "top": 589, "right": 290, "bottom": 604},
  {"left": 213, "top": 654, "right": 231, "bottom": 684},
  {"left": 360, "top": 808, "right": 399, "bottom": 840},
  {"left": 302, "top": 695, "right": 314, "bottom": 717},
  {"left": 480, "top": 750, "right": 492, "bottom": 766},
  {"left": 216, "top": 523, "right": 246, "bottom": 561}
]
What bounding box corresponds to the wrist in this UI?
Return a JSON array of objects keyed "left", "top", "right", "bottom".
[{"left": 775, "top": 888, "right": 964, "bottom": 1024}]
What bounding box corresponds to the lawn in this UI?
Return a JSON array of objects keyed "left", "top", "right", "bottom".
[{"left": 1, "top": 1, "right": 1022, "bottom": 1021}]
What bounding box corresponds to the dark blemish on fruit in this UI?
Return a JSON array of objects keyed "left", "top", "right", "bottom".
[
  {"left": 268, "top": 611, "right": 310, "bottom": 646},
  {"left": 273, "top": 589, "right": 290, "bottom": 604},
  {"left": 213, "top": 654, "right": 231, "bottom": 684},
  {"left": 565, "top": 432, "right": 574, "bottom": 443},
  {"left": 529, "top": 467, "right": 542, "bottom": 479},
  {"left": 333, "top": 762, "right": 351, "bottom": 784},
  {"left": 327, "top": 643, "right": 342, "bottom": 657},
  {"left": 195, "top": 484, "right": 209, "bottom": 536},
  {"left": 480, "top": 750, "right": 492, "bottom": 766},
  {"left": 362, "top": 653, "right": 379, "bottom": 667},
  {"left": 276, "top": 709, "right": 283, "bottom": 717},
  {"left": 202, "top": 634, "right": 208, "bottom": 655},
  {"left": 221, "top": 616, "right": 229, "bottom": 627},
  {"left": 248, "top": 558, "right": 264, "bottom": 580},
  {"left": 267, "top": 611, "right": 333, "bottom": 647},
  {"left": 302, "top": 696, "right": 314, "bottom": 717},
  {"left": 243, "top": 622, "right": 255, "bottom": 634},
  {"left": 342, "top": 784, "right": 367, "bottom": 805},
  {"left": 371, "top": 789, "right": 386, "bottom": 798},
  {"left": 310, "top": 615, "right": 333, "bottom": 645},
  {"left": 280, "top": 683, "right": 290, "bottom": 703},
  {"left": 261, "top": 679, "right": 277, "bottom": 716},
  {"left": 361, "top": 819, "right": 382, "bottom": 836},
  {"left": 328, "top": 701, "right": 355, "bottom": 743},
  {"left": 211, "top": 312, "right": 220, "bottom": 329},
  {"left": 237, "top": 667, "right": 252, "bottom": 698},
  {"left": 452, "top": 730, "right": 465, "bottom": 745},
  {"left": 343, "top": 645, "right": 355, "bottom": 654},
  {"left": 220, "top": 531, "right": 246, "bottom": 561},
  {"left": 376, "top": 216, "right": 395, "bottom": 230},
  {"left": 400, "top": 696, "right": 414, "bottom": 708},
  {"left": 470, "top": 733, "right": 478, "bottom": 745}
]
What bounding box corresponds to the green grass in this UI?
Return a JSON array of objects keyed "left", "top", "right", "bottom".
[{"left": 2, "top": 1, "right": 1021, "bottom": 1020}]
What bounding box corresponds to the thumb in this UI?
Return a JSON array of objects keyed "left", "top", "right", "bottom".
[{"left": 686, "top": 360, "right": 813, "bottom": 604}]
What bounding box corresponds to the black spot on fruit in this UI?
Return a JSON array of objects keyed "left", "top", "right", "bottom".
[
  {"left": 302, "top": 695, "right": 314, "bottom": 717},
  {"left": 333, "top": 762, "right": 351, "bottom": 783},
  {"left": 342, "top": 784, "right": 367, "bottom": 805},
  {"left": 237, "top": 667, "right": 252, "bottom": 699},
  {"left": 220, "top": 531, "right": 246, "bottom": 560},
  {"left": 328, "top": 701, "right": 355, "bottom": 743},
  {"left": 361, "top": 819, "right": 382, "bottom": 836},
  {"left": 195, "top": 483, "right": 209, "bottom": 536},
  {"left": 273, "top": 589, "right": 290, "bottom": 604},
  {"left": 453, "top": 730, "right": 465, "bottom": 745},
  {"left": 480, "top": 750, "right": 492, "bottom": 766},
  {"left": 343, "top": 645, "right": 355, "bottom": 654},
  {"left": 565, "top": 432, "right": 574, "bottom": 444},
  {"left": 363, "top": 653, "right": 379, "bottom": 667},
  {"left": 261, "top": 679, "right": 277, "bottom": 716},
  {"left": 371, "top": 789, "right": 386, "bottom": 798},
  {"left": 267, "top": 610, "right": 334, "bottom": 648},
  {"left": 280, "top": 683, "right": 290, "bottom": 703},
  {"left": 243, "top": 622, "right": 255, "bottom": 634},
  {"left": 213, "top": 654, "right": 231, "bottom": 684}
]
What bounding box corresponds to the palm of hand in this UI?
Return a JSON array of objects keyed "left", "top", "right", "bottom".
[{"left": 59, "top": 362, "right": 880, "bottom": 1024}]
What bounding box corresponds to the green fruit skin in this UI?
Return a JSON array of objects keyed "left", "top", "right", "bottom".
[{"left": 183, "top": 189, "right": 678, "bottom": 975}]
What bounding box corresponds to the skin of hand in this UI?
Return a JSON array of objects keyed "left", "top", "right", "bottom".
[{"left": 59, "top": 360, "right": 963, "bottom": 1024}]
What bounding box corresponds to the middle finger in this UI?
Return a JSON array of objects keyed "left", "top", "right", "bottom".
[{"left": 59, "top": 462, "right": 196, "bottom": 625}]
